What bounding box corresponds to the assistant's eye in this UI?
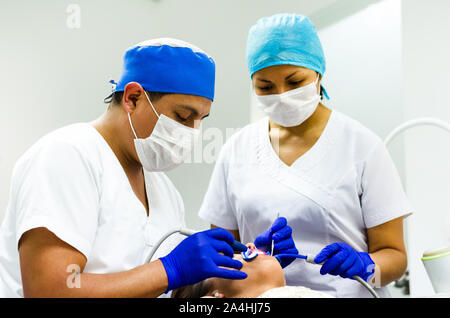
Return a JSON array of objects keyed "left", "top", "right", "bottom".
[
  {"left": 288, "top": 80, "right": 303, "bottom": 86},
  {"left": 257, "top": 86, "right": 272, "bottom": 91}
]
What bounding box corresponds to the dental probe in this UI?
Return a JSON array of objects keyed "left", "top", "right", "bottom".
[{"left": 271, "top": 212, "right": 280, "bottom": 256}]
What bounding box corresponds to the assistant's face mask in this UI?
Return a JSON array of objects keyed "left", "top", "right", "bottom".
[
  {"left": 128, "top": 91, "right": 200, "bottom": 172},
  {"left": 254, "top": 74, "right": 321, "bottom": 127}
]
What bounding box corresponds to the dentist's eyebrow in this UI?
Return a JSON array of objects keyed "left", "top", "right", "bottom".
[
  {"left": 178, "top": 104, "right": 209, "bottom": 119},
  {"left": 178, "top": 104, "right": 198, "bottom": 116}
]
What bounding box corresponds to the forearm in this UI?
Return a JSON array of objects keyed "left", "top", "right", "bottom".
[
  {"left": 24, "top": 259, "right": 169, "bottom": 298},
  {"left": 369, "top": 248, "right": 407, "bottom": 287}
]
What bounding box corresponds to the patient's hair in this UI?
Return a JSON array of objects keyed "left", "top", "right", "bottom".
[{"left": 172, "top": 280, "right": 213, "bottom": 298}]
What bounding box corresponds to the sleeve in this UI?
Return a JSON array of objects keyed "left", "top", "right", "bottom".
[
  {"left": 198, "top": 143, "right": 239, "bottom": 230},
  {"left": 14, "top": 139, "right": 100, "bottom": 259},
  {"left": 360, "top": 140, "right": 413, "bottom": 228}
]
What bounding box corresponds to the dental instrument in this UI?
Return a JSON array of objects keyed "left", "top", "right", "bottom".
[
  {"left": 274, "top": 253, "right": 380, "bottom": 298},
  {"left": 147, "top": 228, "right": 379, "bottom": 297},
  {"left": 242, "top": 248, "right": 271, "bottom": 261},
  {"left": 145, "top": 227, "right": 248, "bottom": 264},
  {"left": 271, "top": 212, "right": 280, "bottom": 256},
  {"left": 270, "top": 239, "right": 274, "bottom": 256},
  {"left": 384, "top": 117, "right": 450, "bottom": 296}
]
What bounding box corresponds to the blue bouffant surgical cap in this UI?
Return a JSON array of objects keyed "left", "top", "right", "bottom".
[
  {"left": 113, "top": 38, "right": 216, "bottom": 101},
  {"left": 246, "top": 13, "right": 326, "bottom": 78}
]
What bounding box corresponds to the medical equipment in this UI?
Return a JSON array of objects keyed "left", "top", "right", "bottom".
[
  {"left": 275, "top": 253, "right": 380, "bottom": 298},
  {"left": 242, "top": 249, "right": 271, "bottom": 261},
  {"left": 422, "top": 246, "right": 450, "bottom": 294},
  {"left": 145, "top": 228, "right": 248, "bottom": 264},
  {"left": 270, "top": 212, "right": 280, "bottom": 256},
  {"left": 129, "top": 91, "right": 200, "bottom": 172},
  {"left": 384, "top": 117, "right": 450, "bottom": 296},
  {"left": 148, "top": 228, "right": 380, "bottom": 297},
  {"left": 254, "top": 75, "right": 321, "bottom": 127}
]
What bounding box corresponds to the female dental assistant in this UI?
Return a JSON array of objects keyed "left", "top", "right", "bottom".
[
  {"left": 0, "top": 38, "right": 247, "bottom": 298},
  {"left": 198, "top": 14, "right": 412, "bottom": 297}
]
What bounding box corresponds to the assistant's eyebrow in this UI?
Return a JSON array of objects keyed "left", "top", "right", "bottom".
[
  {"left": 255, "top": 78, "right": 272, "bottom": 83},
  {"left": 285, "top": 71, "right": 299, "bottom": 80},
  {"left": 255, "top": 71, "right": 302, "bottom": 83}
]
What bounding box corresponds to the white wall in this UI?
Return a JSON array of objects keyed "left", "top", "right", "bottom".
[
  {"left": 319, "top": 0, "right": 403, "bottom": 139},
  {"left": 0, "top": 0, "right": 340, "bottom": 229},
  {"left": 402, "top": 0, "right": 450, "bottom": 297},
  {"left": 311, "top": 0, "right": 450, "bottom": 297}
]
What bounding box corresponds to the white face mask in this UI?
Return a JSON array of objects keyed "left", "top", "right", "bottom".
[
  {"left": 128, "top": 91, "right": 199, "bottom": 172},
  {"left": 254, "top": 75, "right": 321, "bottom": 127}
]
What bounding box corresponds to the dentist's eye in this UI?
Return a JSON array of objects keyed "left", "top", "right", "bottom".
[
  {"left": 175, "top": 112, "right": 188, "bottom": 122},
  {"left": 258, "top": 86, "right": 272, "bottom": 91}
]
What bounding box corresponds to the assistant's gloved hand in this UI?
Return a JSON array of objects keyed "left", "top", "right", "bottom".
[
  {"left": 314, "top": 242, "right": 375, "bottom": 282},
  {"left": 254, "top": 217, "right": 298, "bottom": 268},
  {"left": 159, "top": 228, "right": 247, "bottom": 292}
]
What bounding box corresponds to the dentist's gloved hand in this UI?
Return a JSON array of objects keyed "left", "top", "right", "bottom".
[
  {"left": 254, "top": 217, "right": 298, "bottom": 268},
  {"left": 159, "top": 228, "right": 247, "bottom": 292},
  {"left": 314, "top": 242, "right": 375, "bottom": 282}
]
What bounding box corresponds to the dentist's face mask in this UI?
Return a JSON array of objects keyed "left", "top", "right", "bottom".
[
  {"left": 254, "top": 75, "right": 320, "bottom": 127},
  {"left": 128, "top": 91, "right": 200, "bottom": 172}
]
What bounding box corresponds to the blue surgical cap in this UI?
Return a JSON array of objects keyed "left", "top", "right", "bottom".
[
  {"left": 114, "top": 38, "right": 216, "bottom": 101},
  {"left": 246, "top": 13, "right": 326, "bottom": 78}
]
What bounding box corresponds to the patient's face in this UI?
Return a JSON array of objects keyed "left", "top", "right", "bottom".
[{"left": 205, "top": 251, "right": 286, "bottom": 298}]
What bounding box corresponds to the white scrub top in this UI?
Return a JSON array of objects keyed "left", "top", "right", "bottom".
[
  {"left": 199, "top": 110, "right": 412, "bottom": 298},
  {"left": 0, "top": 123, "right": 185, "bottom": 297}
]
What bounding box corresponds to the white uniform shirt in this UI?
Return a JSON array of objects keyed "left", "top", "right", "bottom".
[
  {"left": 0, "top": 123, "right": 185, "bottom": 297},
  {"left": 199, "top": 110, "right": 412, "bottom": 298}
]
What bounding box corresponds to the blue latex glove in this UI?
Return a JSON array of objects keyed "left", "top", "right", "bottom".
[
  {"left": 314, "top": 242, "right": 375, "bottom": 282},
  {"left": 159, "top": 228, "right": 247, "bottom": 292},
  {"left": 254, "top": 217, "right": 298, "bottom": 268}
]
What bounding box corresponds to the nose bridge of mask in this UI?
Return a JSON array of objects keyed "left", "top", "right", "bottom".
[
  {"left": 299, "top": 73, "right": 320, "bottom": 95},
  {"left": 288, "top": 73, "right": 319, "bottom": 97}
]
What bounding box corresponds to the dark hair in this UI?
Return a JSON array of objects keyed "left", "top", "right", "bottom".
[
  {"left": 104, "top": 91, "right": 170, "bottom": 105},
  {"left": 171, "top": 280, "right": 213, "bottom": 298}
]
